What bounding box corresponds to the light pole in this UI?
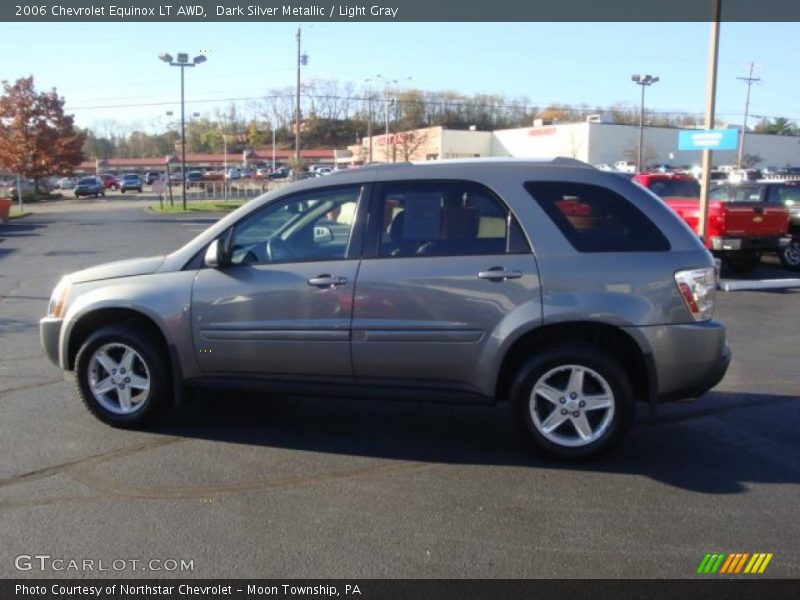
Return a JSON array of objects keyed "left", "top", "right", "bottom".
[
  {"left": 368, "top": 75, "right": 412, "bottom": 163},
  {"left": 631, "top": 74, "right": 659, "bottom": 172},
  {"left": 361, "top": 82, "right": 375, "bottom": 164},
  {"left": 159, "top": 52, "right": 207, "bottom": 210},
  {"left": 294, "top": 27, "right": 308, "bottom": 179}
]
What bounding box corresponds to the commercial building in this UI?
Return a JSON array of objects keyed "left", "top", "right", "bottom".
[{"left": 348, "top": 121, "right": 800, "bottom": 169}]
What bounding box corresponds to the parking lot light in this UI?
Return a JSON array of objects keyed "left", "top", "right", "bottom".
[
  {"left": 631, "top": 74, "right": 659, "bottom": 172},
  {"left": 159, "top": 51, "right": 208, "bottom": 210}
]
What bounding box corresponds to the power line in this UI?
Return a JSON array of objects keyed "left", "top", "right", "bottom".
[{"left": 66, "top": 92, "right": 790, "bottom": 120}]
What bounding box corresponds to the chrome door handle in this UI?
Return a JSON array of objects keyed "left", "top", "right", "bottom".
[
  {"left": 478, "top": 267, "right": 523, "bottom": 281},
  {"left": 307, "top": 274, "right": 348, "bottom": 287}
]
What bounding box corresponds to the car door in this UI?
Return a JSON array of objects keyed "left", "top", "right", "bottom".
[
  {"left": 351, "top": 179, "right": 540, "bottom": 394},
  {"left": 191, "top": 184, "right": 367, "bottom": 378}
]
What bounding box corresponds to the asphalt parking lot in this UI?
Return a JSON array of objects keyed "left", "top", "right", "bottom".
[{"left": 0, "top": 206, "right": 798, "bottom": 578}]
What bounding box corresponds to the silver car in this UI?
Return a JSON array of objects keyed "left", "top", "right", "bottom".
[{"left": 40, "top": 158, "right": 730, "bottom": 458}]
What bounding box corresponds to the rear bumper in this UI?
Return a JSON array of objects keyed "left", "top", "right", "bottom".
[
  {"left": 627, "top": 320, "right": 730, "bottom": 404},
  {"left": 710, "top": 235, "right": 792, "bottom": 252}
]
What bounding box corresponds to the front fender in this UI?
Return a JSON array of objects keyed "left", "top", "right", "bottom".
[{"left": 59, "top": 271, "right": 200, "bottom": 380}]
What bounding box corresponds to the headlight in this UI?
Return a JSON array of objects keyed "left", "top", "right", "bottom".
[
  {"left": 47, "top": 277, "right": 71, "bottom": 318},
  {"left": 674, "top": 267, "right": 716, "bottom": 322}
]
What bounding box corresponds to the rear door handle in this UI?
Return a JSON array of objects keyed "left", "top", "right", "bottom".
[
  {"left": 478, "top": 267, "right": 523, "bottom": 281},
  {"left": 307, "top": 274, "right": 348, "bottom": 288}
]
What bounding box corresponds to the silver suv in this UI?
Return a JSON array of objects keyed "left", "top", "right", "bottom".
[{"left": 40, "top": 159, "right": 730, "bottom": 458}]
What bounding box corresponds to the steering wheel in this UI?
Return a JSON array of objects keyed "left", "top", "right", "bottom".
[{"left": 266, "top": 237, "right": 295, "bottom": 262}]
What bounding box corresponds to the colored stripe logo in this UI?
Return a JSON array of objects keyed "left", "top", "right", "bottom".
[{"left": 697, "top": 553, "right": 773, "bottom": 574}]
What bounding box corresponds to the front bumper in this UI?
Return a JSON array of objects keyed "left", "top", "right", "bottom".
[{"left": 40, "top": 316, "right": 63, "bottom": 367}]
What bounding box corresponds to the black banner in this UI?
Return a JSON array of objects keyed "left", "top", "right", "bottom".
[
  {"left": 3, "top": 0, "right": 800, "bottom": 22},
  {"left": 4, "top": 580, "right": 800, "bottom": 600}
]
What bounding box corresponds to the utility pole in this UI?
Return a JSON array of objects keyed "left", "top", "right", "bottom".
[
  {"left": 737, "top": 62, "right": 761, "bottom": 168},
  {"left": 367, "top": 91, "right": 373, "bottom": 164},
  {"left": 698, "top": 0, "right": 721, "bottom": 240}
]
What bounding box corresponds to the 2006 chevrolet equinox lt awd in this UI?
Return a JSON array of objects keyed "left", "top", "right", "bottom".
[{"left": 41, "top": 158, "right": 730, "bottom": 458}]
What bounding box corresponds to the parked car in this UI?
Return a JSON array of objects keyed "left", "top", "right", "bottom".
[
  {"left": 145, "top": 171, "right": 164, "bottom": 185},
  {"left": 73, "top": 177, "right": 105, "bottom": 198},
  {"left": 226, "top": 168, "right": 241, "bottom": 180},
  {"left": 633, "top": 172, "right": 790, "bottom": 272},
  {"left": 58, "top": 177, "right": 78, "bottom": 189},
  {"left": 240, "top": 168, "right": 254, "bottom": 178},
  {"left": 185, "top": 171, "right": 205, "bottom": 188},
  {"left": 120, "top": 174, "right": 143, "bottom": 194},
  {"left": 267, "top": 167, "right": 290, "bottom": 180},
  {"left": 97, "top": 174, "right": 120, "bottom": 191},
  {"left": 614, "top": 160, "right": 637, "bottom": 173},
  {"left": 710, "top": 181, "right": 800, "bottom": 270},
  {"left": 40, "top": 158, "right": 729, "bottom": 459}
]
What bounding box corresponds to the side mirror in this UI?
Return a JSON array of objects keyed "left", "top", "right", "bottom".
[
  {"left": 313, "top": 225, "right": 334, "bottom": 243},
  {"left": 204, "top": 239, "right": 222, "bottom": 268}
]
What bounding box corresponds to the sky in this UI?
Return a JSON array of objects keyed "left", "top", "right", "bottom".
[{"left": 0, "top": 21, "right": 798, "bottom": 132}]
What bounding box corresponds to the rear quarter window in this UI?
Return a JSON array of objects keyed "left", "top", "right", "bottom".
[{"left": 524, "top": 181, "right": 671, "bottom": 253}]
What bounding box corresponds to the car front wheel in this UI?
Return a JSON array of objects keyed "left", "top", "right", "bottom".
[
  {"left": 510, "top": 343, "right": 635, "bottom": 459},
  {"left": 75, "top": 325, "right": 170, "bottom": 428}
]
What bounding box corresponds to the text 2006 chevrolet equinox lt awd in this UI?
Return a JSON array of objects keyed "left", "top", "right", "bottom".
[{"left": 41, "top": 159, "right": 730, "bottom": 458}]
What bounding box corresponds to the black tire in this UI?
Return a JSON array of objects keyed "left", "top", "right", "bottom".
[
  {"left": 510, "top": 342, "right": 635, "bottom": 460},
  {"left": 121, "top": 189, "right": 125, "bottom": 194},
  {"left": 74, "top": 325, "right": 171, "bottom": 428},
  {"left": 779, "top": 240, "right": 800, "bottom": 271},
  {"left": 725, "top": 252, "right": 760, "bottom": 273}
]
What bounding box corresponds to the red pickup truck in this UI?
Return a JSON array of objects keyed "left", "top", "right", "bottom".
[{"left": 633, "top": 173, "right": 791, "bottom": 272}]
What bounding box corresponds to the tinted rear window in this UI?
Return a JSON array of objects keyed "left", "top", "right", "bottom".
[
  {"left": 768, "top": 184, "right": 800, "bottom": 204},
  {"left": 524, "top": 181, "right": 671, "bottom": 253},
  {"left": 645, "top": 178, "right": 700, "bottom": 198}
]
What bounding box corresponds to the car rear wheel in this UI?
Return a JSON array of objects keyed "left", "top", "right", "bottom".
[
  {"left": 779, "top": 240, "right": 800, "bottom": 271},
  {"left": 75, "top": 325, "right": 170, "bottom": 428},
  {"left": 510, "top": 343, "right": 635, "bottom": 459}
]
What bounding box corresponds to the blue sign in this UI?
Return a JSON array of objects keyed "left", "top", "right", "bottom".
[{"left": 678, "top": 129, "right": 739, "bottom": 151}]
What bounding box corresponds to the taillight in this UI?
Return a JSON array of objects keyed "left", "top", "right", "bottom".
[{"left": 674, "top": 267, "right": 716, "bottom": 321}]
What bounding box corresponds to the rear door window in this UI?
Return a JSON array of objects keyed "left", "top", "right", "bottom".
[
  {"left": 374, "top": 181, "right": 529, "bottom": 258},
  {"left": 524, "top": 181, "right": 670, "bottom": 253}
]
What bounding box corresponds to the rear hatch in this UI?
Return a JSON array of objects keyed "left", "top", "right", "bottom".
[{"left": 721, "top": 187, "right": 789, "bottom": 236}]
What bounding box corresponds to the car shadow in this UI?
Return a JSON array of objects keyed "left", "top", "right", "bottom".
[
  {"left": 721, "top": 257, "right": 798, "bottom": 280},
  {"left": 151, "top": 388, "right": 800, "bottom": 494}
]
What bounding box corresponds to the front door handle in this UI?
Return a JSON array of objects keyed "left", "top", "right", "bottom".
[
  {"left": 307, "top": 274, "right": 348, "bottom": 288},
  {"left": 478, "top": 267, "right": 523, "bottom": 281}
]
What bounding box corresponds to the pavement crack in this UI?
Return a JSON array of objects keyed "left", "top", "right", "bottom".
[
  {"left": 67, "top": 459, "right": 432, "bottom": 500},
  {"left": 0, "top": 378, "right": 63, "bottom": 399},
  {"left": 0, "top": 436, "right": 184, "bottom": 491}
]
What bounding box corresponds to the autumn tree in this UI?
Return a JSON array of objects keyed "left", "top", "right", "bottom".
[{"left": 0, "top": 77, "right": 85, "bottom": 191}]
